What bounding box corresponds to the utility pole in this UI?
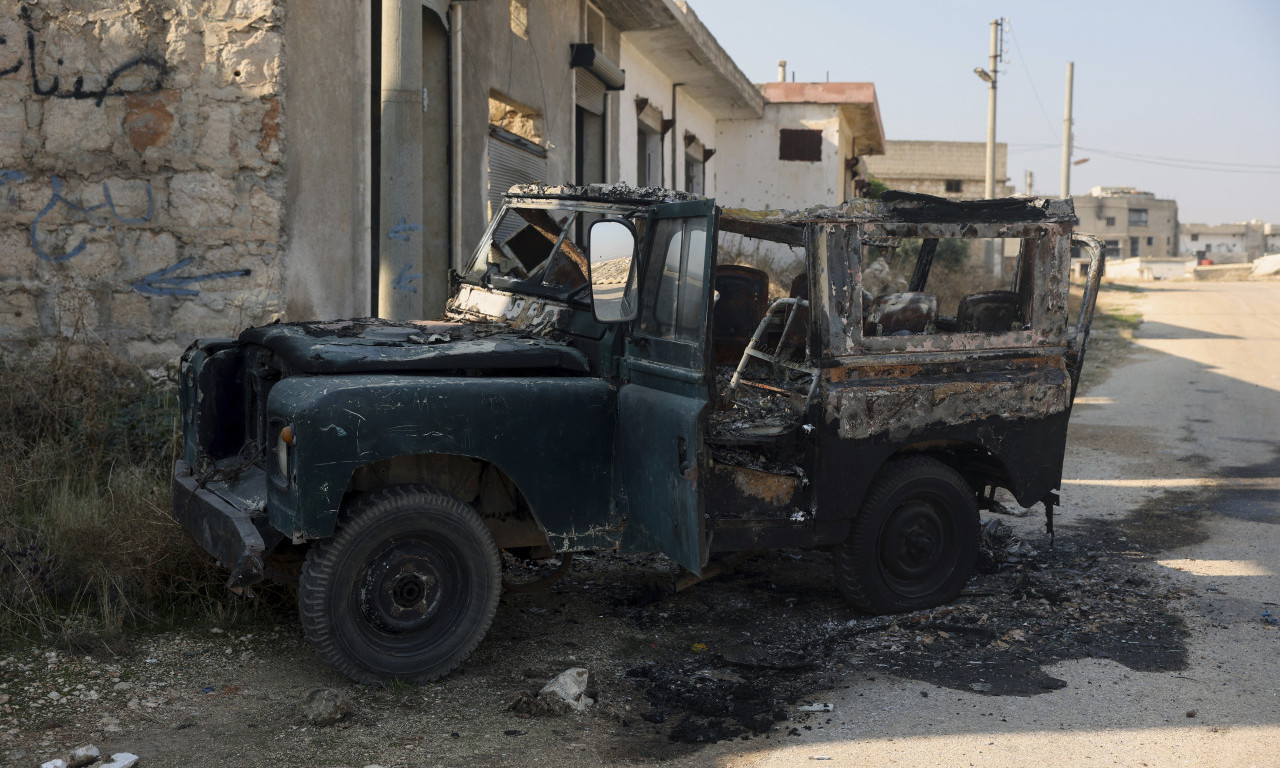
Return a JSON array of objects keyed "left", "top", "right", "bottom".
[
  {"left": 1025, "top": 170, "right": 1034, "bottom": 196},
  {"left": 1060, "top": 61, "right": 1075, "bottom": 199},
  {"left": 974, "top": 18, "right": 1004, "bottom": 275}
]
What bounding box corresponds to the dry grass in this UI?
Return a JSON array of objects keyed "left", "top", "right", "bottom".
[{"left": 0, "top": 333, "right": 265, "bottom": 648}]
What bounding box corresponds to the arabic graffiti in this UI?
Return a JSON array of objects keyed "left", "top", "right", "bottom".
[
  {"left": 29, "top": 176, "right": 154, "bottom": 262},
  {"left": 1, "top": 6, "right": 167, "bottom": 106},
  {"left": 131, "top": 257, "right": 252, "bottom": 297}
]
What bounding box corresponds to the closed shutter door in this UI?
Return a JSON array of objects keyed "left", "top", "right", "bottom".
[
  {"left": 575, "top": 69, "right": 606, "bottom": 115},
  {"left": 488, "top": 127, "right": 548, "bottom": 244}
]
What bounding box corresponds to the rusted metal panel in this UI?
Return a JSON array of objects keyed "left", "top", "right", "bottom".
[{"left": 824, "top": 367, "right": 1070, "bottom": 443}]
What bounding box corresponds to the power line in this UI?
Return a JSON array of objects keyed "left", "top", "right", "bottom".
[
  {"left": 1077, "top": 146, "right": 1280, "bottom": 174},
  {"left": 1077, "top": 146, "right": 1280, "bottom": 170},
  {"left": 1006, "top": 21, "right": 1059, "bottom": 143}
]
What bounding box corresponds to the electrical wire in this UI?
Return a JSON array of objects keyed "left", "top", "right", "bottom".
[
  {"left": 1077, "top": 146, "right": 1280, "bottom": 174},
  {"left": 1006, "top": 21, "right": 1059, "bottom": 142}
]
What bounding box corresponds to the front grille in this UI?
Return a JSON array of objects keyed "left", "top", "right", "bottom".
[{"left": 244, "top": 346, "right": 281, "bottom": 456}]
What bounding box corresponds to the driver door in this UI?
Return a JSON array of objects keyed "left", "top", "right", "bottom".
[{"left": 616, "top": 199, "right": 716, "bottom": 575}]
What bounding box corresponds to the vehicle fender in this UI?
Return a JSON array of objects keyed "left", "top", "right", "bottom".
[{"left": 265, "top": 374, "right": 620, "bottom": 549}]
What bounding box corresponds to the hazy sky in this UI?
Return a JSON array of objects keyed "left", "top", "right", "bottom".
[{"left": 689, "top": 0, "right": 1280, "bottom": 224}]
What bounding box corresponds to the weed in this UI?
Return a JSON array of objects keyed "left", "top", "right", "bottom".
[{"left": 0, "top": 331, "right": 276, "bottom": 647}]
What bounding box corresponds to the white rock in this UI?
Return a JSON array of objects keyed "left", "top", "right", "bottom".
[
  {"left": 68, "top": 745, "right": 101, "bottom": 767},
  {"left": 538, "top": 668, "right": 593, "bottom": 712},
  {"left": 100, "top": 753, "right": 140, "bottom": 768}
]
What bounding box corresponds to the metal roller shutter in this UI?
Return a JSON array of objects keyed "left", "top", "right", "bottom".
[
  {"left": 575, "top": 69, "right": 606, "bottom": 115},
  {"left": 488, "top": 126, "right": 548, "bottom": 244}
]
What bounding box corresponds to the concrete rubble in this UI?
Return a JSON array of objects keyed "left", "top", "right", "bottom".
[{"left": 538, "top": 668, "right": 593, "bottom": 712}]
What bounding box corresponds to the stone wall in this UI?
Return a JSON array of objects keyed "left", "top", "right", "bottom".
[
  {"left": 0, "top": 0, "right": 286, "bottom": 364},
  {"left": 864, "top": 140, "right": 1015, "bottom": 200}
]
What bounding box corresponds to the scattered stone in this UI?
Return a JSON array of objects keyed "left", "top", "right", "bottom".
[
  {"left": 113, "top": 682, "right": 132, "bottom": 692},
  {"left": 298, "top": 688, "right": 352, "bottom": 727},
  {"left": 0, "top": 694, "right": 9, "bottom": 705},
  {"left": 100, "top": 753, "right": 140, "bottom": 768},
  {"left": 39, "top": 744, "right": 100, "bottom": 768},
  {"left": 510, "top": 668, "right": 594, "bottom": 716}
]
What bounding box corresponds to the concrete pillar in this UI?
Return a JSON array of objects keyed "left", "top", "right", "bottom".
[{"left": 378, "top": 0, "right": 424, "bottom": 319}]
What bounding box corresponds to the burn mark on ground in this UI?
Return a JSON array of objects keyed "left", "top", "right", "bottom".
[{"left": 571, "top": 514, "right": 1191, "bottom": 749}]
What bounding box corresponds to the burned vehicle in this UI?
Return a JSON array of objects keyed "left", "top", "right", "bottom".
[{"left": 173, "top": 185, "right": 1104, "bottom": 684}]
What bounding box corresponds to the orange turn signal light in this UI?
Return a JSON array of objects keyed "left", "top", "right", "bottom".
[{"left": 280, "top": 425, "right": 294, "bottom": 445}]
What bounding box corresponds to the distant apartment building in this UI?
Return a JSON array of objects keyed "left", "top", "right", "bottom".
[
  {"left": 1071, "top": 187, "right": 1179, "bottom": 260},
  {"left": 1179, "top": 221, "right": 1275, "bottom": 263},
  {"left": 862, "top": 140, "right": 1015, "bottom": 200}
]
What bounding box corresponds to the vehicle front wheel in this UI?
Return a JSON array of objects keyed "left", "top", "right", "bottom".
[
  {"left": 298, "top": 485, "right": 501, "bottom": 685},
  {"left": 834, "top": 457, "right": 979, "bottom": 614}
]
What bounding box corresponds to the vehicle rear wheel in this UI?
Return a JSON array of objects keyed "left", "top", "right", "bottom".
[
  {"left": 834, "top": 457, "right": 979, "bottom": 614},
  {"left": 298, "top": 485, "right": 501, "bottom": 685}
]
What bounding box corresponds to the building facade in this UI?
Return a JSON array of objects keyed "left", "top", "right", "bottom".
[
  {"left": 1179, "top": 220, "right": 1272, "bottom": 263},
  {"left": 716, "top": 81, "right": 885, "bottom": 211},
  {"left": 0, "top": 0, "right": 883, "bottom": 364},
  {"left": 1071, "top": 186, "right": 1179, "bottom": 261},
  {"left": 862, "top": 140, "right": 1014, "bottom": 201}
]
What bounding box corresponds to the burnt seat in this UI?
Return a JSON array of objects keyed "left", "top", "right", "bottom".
[
  {"left": 713, "top": 265, "right": 770, "bottom": 364},
  {"left": 957, "top": 290, "right": 1023, "bottom": 333},
  {"left": 865, "top": 292, "right": 938, "bottom": 336}
]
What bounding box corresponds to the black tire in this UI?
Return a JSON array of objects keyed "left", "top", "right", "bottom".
[
  {"left": 835, "top": 457, "right": 979, "bottom": 614},
  {"left": 298, "top": 485, "right": 501, "bottom": 685}
]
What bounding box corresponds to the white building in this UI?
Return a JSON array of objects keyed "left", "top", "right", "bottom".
[
  {"left": 716, "top": 81, "right": 886, "bottom": 211},
  {"left": 1179, "top": 220, "right": 1272, "bottom": 263}
]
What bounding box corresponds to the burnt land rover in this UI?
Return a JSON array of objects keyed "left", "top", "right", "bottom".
[{"left": 173, "top": 185, "right": 1104, "bottom": 684}]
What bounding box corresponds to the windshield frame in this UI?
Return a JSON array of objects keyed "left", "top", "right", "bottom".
[{"left": 461, "top": 198, "right": 650, "bottom": 302}]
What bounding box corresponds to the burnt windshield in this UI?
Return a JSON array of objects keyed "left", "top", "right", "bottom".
[{"left": 463, "top": 201, "right": 647, "bottom": 300}]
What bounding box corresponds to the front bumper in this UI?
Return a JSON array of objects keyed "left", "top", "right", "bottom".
[{"left": 172, "top": 460, "right": 275, "bottom": 592}]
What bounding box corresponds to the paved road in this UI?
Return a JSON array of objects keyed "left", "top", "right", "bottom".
[{"left": 719, "top": 281, "right": 1280, "bottom": 768}]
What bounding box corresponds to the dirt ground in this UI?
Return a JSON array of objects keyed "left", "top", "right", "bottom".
[{"left": 2, "top": 282, "right": 1277, "bottom": 767}]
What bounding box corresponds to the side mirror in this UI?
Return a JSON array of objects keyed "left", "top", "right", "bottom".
[{"left": 587, "top": 218, "right": 639, "bottom": 323}]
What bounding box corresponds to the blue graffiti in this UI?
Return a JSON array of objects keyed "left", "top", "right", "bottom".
[
  {"left": 393, "top": 263, "right": 422, "bottom": 293},
  {"left": 131, "top": 257, "right": 251, "bottom": 297},
  {"left": 0, "top": 169, "right": 24, "bottom": 205},
  {"left": 29, "top": 176, "right": 154, "bottom": 261},
  {"left": 387, "top": 217, "right": 423, "bottom": 242}
]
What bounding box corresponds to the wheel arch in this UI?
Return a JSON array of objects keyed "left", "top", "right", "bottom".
[
  {"left": 888, "top": 439, "right": 1013, "bottom": 499},
  {"left": 342, "top": 453, "right": 552, "bottom": 553}
]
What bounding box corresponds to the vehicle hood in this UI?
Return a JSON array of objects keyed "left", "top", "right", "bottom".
[{"left": 238, "top": 319, "right": 589, "bottom": 375}]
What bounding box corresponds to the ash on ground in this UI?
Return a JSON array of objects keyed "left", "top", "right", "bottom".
[{"left": 587, "top": 513, "right": 1189, "bottom": 747}]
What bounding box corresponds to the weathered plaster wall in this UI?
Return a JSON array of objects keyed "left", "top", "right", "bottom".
[
  {"left": 675, "top": 86, "right": 716, "bottom": 194},
  {"left": 618, "top": 37, "right": 671, "bottom": 187},
  {"left": 716, "top": 103, "right": 842, "bottom": 211},
  {"left": 283, "top": 0, "right": 370, "bottom": 320},
  {"left": 0, "top": 0, "right": 286, "bottom": 363},
  {"left": 454, "top": 0, "right": 587, "bottom": 269}
]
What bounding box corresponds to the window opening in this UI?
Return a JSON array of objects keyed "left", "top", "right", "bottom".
[{"left": 779, "top": 128, "right": 822, "bottom": 162}]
